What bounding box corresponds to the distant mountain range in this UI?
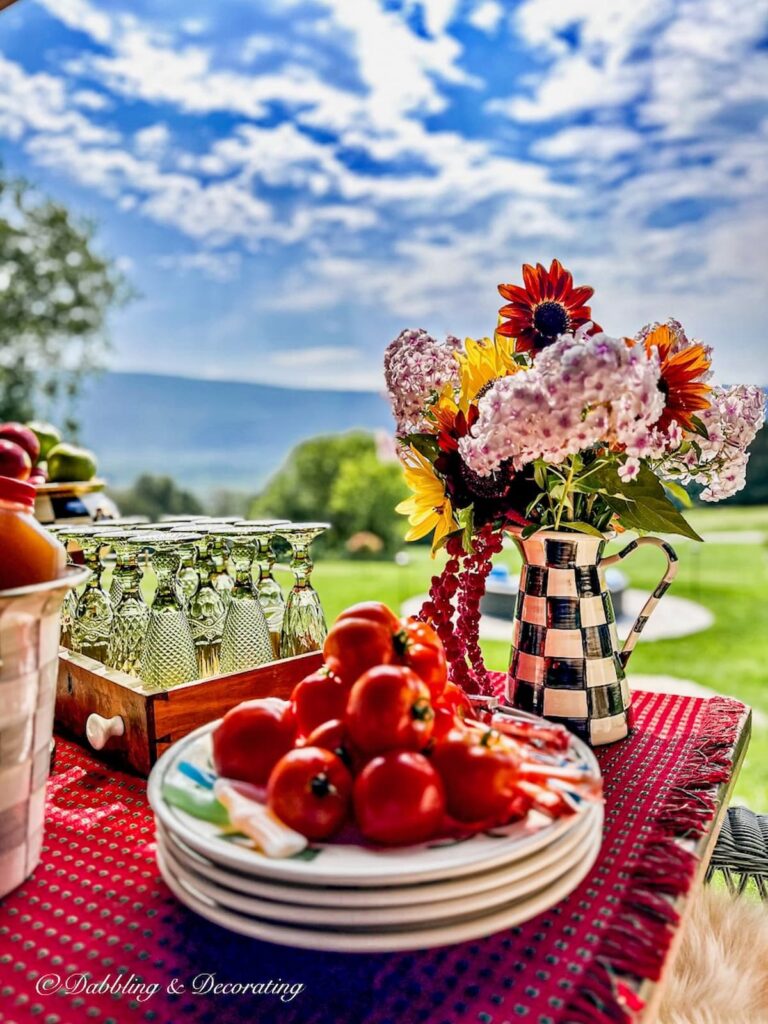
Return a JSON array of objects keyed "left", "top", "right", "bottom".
[{"left": 74, "top": 372, "right": 393, "bottom": 494}]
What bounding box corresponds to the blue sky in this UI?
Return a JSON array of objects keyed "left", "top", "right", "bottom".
[{"left": 1, "top": 0, "right": 766, "bottom": 390}]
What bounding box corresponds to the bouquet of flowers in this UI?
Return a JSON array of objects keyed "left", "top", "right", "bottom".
[{"left": 384, "top": 260, "right": 765, "bottom": 692}]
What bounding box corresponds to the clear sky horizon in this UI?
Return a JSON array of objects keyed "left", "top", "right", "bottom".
[{"left": 1, "top": 0, "right": 766, "bottom": 392}]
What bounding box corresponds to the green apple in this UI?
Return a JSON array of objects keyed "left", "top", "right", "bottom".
[
  {"left": 47, "top": 443, "right": 98, "bottom": 483},
  {"left": 26, "top": 421, "right": 61, "bottom": 463}
]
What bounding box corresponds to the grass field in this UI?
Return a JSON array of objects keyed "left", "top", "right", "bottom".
[{"left": 311, "top": 507, "right": 768, "bottom": 809}]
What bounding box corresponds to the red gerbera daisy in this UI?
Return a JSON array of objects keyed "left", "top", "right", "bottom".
[
  {"left": 497, "top": 259, "right": 602, "bottom": 355},
  {"left": 642, "top": 324, "right": 711, "bottom": 433}
]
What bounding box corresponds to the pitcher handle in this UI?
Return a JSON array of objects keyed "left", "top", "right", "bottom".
[{"left": 600, "top": 536, "right": 679, "bottom": 667}]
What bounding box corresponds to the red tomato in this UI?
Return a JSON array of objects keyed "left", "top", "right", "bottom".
[
  {"left": 291, "top": 668, "right": 348, "bottom": 736},
  {"left": 431, "top": 683, "right": 474, "bottom": 740},
  {"left": 303, "top": 719, "right": 364, "bottom": 774},
  {"left": 323, "top": 617, "right": 394, "bottom": 689},
  {"left": 267, "top": 747, "right": 352, "bottom": 841},
  {"left": 394, "top": 618, "right": 448, "bottom": 699},
  {"left": 346, "top": 665, "right": 434, "bottom": 755},
  {"left": 336, "top": 601, "right": 400, "bottom": 630},
  {"left": 212, "top": 698, "right": 296, "bottom": 787},
  {"left": 431, "top": 728, "right": 522, "bottom": 824},
  {"left": 438, "top": 681, "right": 473, "bottom": 720},
  {"left": 353, "top": 751, "right": 445, "bottom": 845}
]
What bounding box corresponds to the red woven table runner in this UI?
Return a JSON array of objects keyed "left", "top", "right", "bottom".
[{"left": 0, "top": 688, "right": 744, "bottom": 1024}]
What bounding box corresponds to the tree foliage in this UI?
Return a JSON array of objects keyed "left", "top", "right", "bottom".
[
  {"left": 0, "top": 171, "right": 129, "bottom": 425},
  {"left": 250, "top": 431, "right": 407, "bottom": 556},
  {"left": 329, "top": 451, "right": 408, "bottom": 555},
  {"left": 110, "top": 474, "right": 204, "bottom": 521}
]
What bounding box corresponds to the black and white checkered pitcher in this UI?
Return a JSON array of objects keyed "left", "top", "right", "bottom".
[
  {"left": 507, "top": 532, "right": 678, "bottom": 746},
  {"left": 0, "top": 566, "right": 88, "bottom": 898}
]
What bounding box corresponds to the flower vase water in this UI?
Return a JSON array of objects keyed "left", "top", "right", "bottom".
[{"left": 508, "top": 530, "right": 677, "bottom": 745}]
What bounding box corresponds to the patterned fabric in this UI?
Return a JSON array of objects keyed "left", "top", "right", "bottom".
[
  {"left": 0, "top": 687, "right": 745, "bottom": 1024},
  {"left": 508, "top": 534, "right": 678, "bottom": 745}
]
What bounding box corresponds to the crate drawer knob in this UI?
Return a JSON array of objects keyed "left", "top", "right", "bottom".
[{"left": 86, "top": 713, "right": 125, "bottom": 750}]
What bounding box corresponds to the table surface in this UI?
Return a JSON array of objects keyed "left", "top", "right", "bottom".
[{"left": 0, "top": 689, "right": 751, "bottom": 1024}]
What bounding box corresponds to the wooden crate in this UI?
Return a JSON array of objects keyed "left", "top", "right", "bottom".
[{"left": 55, "top": 648, "right": 324, "bottom": 776}]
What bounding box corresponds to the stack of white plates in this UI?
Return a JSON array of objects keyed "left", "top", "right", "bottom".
[{"left": 148, "top": 721, "right": 603, "bottom": 953}]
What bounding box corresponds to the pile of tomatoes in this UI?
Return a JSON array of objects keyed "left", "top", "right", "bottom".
[{"left": 212, "top": 601, "right": 534, "bottom": 847}]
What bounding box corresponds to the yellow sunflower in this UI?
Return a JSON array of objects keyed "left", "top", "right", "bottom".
[
  {"left": 455, "top": 335, "right": 519, "bottom": 411},
  {"left": 395, "top": 447, "right": 456, "bottom": 553}
]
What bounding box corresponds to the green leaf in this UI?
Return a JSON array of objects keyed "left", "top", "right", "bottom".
[
  {"left": 663, "top": 479, "right": 693, "bottom": 508},
  {"left": 291, "top": 846, "right": 322, "bottom": 861},
  {"left": 533, "top": 460, "right": 548, "bottom": 491},
  {"left": 457, "top": 504, "right": 475, "bottom": 554},
  {"left": 568, "top": 460, "right": 702, "bottom": 539},
  {"left": 162, "top": 783, "right": 230, "bottom": 825},
  {"left": 522, "top": 523, "right": 542, "bottom": 538},
  {"left": 405, "top": 432, "right": 441, "bottom": 463},
  {"left": 603, "top": 493, "right": 703, "bottom": 541},
  {"left": 559, "top": 521, "right": 605, "bottom": 537},
  {"left": 688, "top": 414, "right": 710, "bottom": 439}
]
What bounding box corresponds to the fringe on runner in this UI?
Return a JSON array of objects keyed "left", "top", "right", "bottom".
[{"left": 562, "top": 695, "right": 746, "bottom": 1024}]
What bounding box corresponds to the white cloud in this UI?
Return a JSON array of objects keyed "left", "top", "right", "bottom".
[
  {"left": 72, "top": 88, "right": 110, "bottom": 110},
  {"left": 9, "top": 0, "right": 768, "bottom": 388},
  {"left": 134, "top": 123, "right": 170, "bottom": 157},
  {"left": 493, "top": 53, "right": 641, "bottom": 122},
  {"left": 534, "top": 125, "right": 642, "bottom": 160},
  {"left": 468, "top": 1, "right": 504, "bottom": 34},
  {"left": 33, "top": 0, "right": 113, "bottom": 45},
  {"left": 158, "top": 250, "right": 241, "bottom": 281},
  {"left": 0, "top": 55, "right": 116, "bottom": 145},
  {"left": 405, "top": 0, "right": 461, "bottom": 37},
  {"left": 270, "top": 345, "right": 360, "bottom": 367}
]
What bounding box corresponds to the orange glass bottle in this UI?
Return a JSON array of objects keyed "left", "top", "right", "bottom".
[{"left": 0, "top": 477, "right": 66, "bottom": 590}]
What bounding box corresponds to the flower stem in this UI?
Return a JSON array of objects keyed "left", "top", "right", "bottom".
[{"left": 553, "top": 457, "right": 577, "bottom": 530}]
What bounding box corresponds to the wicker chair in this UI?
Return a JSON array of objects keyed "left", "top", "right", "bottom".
[{"left": 706, "top": 806, "right": 768, "bottom": 899}]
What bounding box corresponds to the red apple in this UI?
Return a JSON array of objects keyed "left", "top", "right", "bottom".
[
  {"left": 29, "top": 468, "right": 48, "bottom": 486},
  {"left": 0, "top": 423, "right": 40, "bottom": 464},
  {"left": 0, "top": 439, "right": 32, "bottom": 480}
]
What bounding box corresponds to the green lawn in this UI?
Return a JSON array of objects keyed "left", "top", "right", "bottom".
[{"left": 312, "top": 508, "right": 768, "bottom": 809}]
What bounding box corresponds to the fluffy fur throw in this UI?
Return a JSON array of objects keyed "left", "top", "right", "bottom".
[{"left": 660, "top": 887, "right": 768, "bottom": 1024}]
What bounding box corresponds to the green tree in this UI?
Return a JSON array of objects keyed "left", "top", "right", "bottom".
[
  {"left": 330, "top": 451, "right": 407, "bottom": 555},
  {"left": 725, "top": 423, "right": 768, "bottom": 506},
  {"left": 249, "top": 431, "right": 406, "bottom": 555},
  {"left": 110, "top": 474, "right": 204, "bottom": 521},
  {"left": 0, "top": 171, "right": 129, "bottom": 425}
]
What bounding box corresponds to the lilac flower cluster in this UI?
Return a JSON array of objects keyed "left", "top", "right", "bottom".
[
  {"left": 384, "top": 328, "right": 460, "bottom": 435},
  {"left": 460, "top": 332, "right": 664, "bottom": 477},
  {"left": 662, "top": 385, "right": 765, "bottom": 501}
]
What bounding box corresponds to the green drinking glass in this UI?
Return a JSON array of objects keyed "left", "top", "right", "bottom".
[
  {"left": 65, "top": 525, "right": 121, "bottom": 662},
  {"left": 206, "top": 528, "right": 235, "bottom": 605},
  {"left": 218, "top": 527, "right": 274, "bottom": 673},
  {"left": 275, "top": 522, "right": 329, "bottom": 658},
  {"left": 140, "top": 532, "right": 200, "bottom": 689},
  {"left": 106, "top": 534, "right": 151, "bottom": 676},
  {"left": 174, "top": 526, "right": 226, "bottom": 678},
  {"left": 235, "top": 519, "right": 290, "bottom": 657}
]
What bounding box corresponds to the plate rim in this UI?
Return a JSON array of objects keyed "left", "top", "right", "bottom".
[
  {"left": 157, "top": 816, "right": 600, "bottom": 928},
  {"left": 155, "top": 800, "right": 602, "bottom": 908},
  {"left": 156, "top": 829, "right": 602, "bottom": 954},
  {"left": 148, "top": 720, "right": 601, "bottom": 888}
]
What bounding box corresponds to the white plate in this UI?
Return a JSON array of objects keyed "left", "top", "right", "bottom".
[
  {"left": 155, "top": 798, "right": 601, "bottom": 909},
  {"left": 156, "top": 830, "right": 601, "bottom": 953},
  {"left": 157, "top": 813, "right": 599, "bottom": 929},
  {"left": 148, "top": 720, "right": 601, "bottom": 888}
]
